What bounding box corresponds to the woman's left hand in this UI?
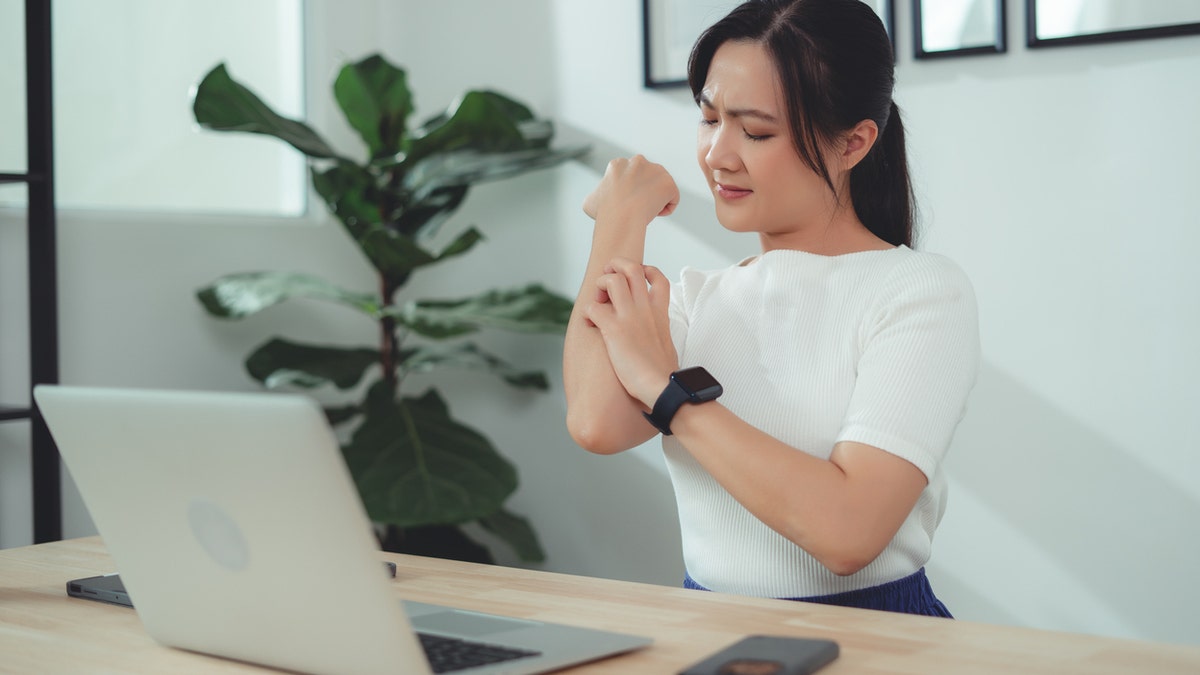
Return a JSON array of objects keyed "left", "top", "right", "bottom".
[{"left": 585, "top": 257, "right": 678, "bottom": 410}]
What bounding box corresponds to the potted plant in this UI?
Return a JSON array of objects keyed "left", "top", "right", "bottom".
[{"left": 192, "top": 53, "right": 586, "bottom": 563}]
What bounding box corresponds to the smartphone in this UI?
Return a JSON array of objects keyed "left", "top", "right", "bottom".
[
  {"left": 678, "top": 635, "right": 839, "bottom": 675},
  {"left": 67, "top": 573, "right": 133, "bottom": 607}
]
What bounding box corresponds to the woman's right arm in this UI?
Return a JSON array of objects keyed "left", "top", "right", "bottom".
[{"left": 563, "top": 156, "right": 679, "bottom": 454}]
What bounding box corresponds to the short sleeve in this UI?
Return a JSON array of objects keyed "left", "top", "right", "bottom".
[
  {"left": 837, "top": 254, "right": 980, "bottom": 479},
  {"left": 668, "top": 266, "right": 711, "bottom": 361}
]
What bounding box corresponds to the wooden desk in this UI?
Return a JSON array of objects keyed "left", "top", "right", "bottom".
[{"left": 2, "top": 537, "right": 1197, "bottom": 674}]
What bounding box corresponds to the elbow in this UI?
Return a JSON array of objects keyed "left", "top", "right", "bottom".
[
  {"left": 822, "top": 554, "right": 873, "bottom": 577},
  {"left": 818, "top": 539, "right": 890, "bottom": 577},
  {"left": 789, "top": 525, "right": 884, "bottom": 577},
  {"left": 565, "top": 411, "right": 629, "bottom": 455}
]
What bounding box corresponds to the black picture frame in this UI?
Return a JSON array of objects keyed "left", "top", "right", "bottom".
[
  {"left": 1027, "top": 0, "right": 1200, "bottom": 48},
  {"left": 643, "top": 0, "right": 895, "bottom": 89},
  {"left": 914, "top": 0, "right": 1008, "bottom": 59}
]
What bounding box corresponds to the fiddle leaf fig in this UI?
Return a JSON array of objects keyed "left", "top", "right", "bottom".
[
  {"left": 358, "top": 227, "right": 437, "bottom": 278},
  {"left": 406, "top": 90, "right": 529, "bottom": 164},
  {"left": 245, "top": 338, "right": 380, "bottom": 390},
  {"left": 404, "top": 146, "right": 588, "bottom": 205},
  {"left": 193, "top": 64, "right": 344, "bottom": 160},
  {"left": 197, "top": 272, "right": 380, "bottom": 319},
  {"left": 343, "top": 388, "right": 517, "bottom": 527},
  {"left": 357, "top": 225, "right": 483, "bottom": 279},
  {"left": 311, "top": 161, "right": 381, "bottom": 241},
  {"left": 392, "top": 284, "right": 573, "bottom": 338},
  {"left": 400, "top": 342, "right": 549, "bottom": 390},
  {"left": 324, "top": 403, "right": 365, "bottom": 426},
  {"left": 478, "top": 509, "right": 545, "bottom": 563},
  {"left": 394, "top": 185, "right": 470, "bottom": 239},
  {"left": 193, "top": 53, "right": 587, "bottom": 562},
  {"left": 333, "top": 54, "right": 413, "bottom": 160},
  {"left": 433, "top": 226, "right": 484, "bottom": 261}
]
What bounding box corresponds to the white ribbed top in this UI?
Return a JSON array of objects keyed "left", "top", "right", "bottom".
[{"left": 663, "top": 245, "right": 979, "bottom": 598}]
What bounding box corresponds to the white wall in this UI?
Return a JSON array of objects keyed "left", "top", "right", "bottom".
[
  {"left": 899, "top": 7, "right": 1200, "bottom": 645},
  {"left": 2, "top": 0, "right": 1198, "bottom": 649}
]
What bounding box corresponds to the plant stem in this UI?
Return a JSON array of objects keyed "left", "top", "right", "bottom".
[
  {"left": 380, "top": 274, "right": 399, "bottom": 389},
  {"left": 379, "top": 160, "right": 405, "bottom": 391}
]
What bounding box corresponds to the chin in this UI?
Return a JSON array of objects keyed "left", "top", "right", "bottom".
[
  {"left": 717, "top": 220, "right": 754, "bottom": 234},
  {"left": 713, "top": 207, "right": 756, "bottom": 234}
]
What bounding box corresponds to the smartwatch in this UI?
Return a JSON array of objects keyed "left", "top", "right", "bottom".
[{"left": 643, "top": 367, "right": 723, "bottom": 436}]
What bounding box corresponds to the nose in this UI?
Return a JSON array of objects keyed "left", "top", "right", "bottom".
[{"left": 702, "top": 122, "right": 739, "bottom": 174}]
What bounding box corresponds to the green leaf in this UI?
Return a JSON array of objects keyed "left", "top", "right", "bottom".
[
  {"left": 514, "top": 118, "right": 554, "bottom": 149},
  {"left": 193, "top": 63, "right": 344, "bottom": 160},
  {"left": 334, "top": 54, "right": 413, "bottom": 160},
  {"left": 413, "top": 92, "right": 534, "bottom": 135},
  {"left": 245, "top": 338, "right": 380, "bottom": 390},
  {"left": 359, "top": 227, "right": 436, "bottom": 278},
  {"left": 325, "top": 403, "right": 364, "bottom": 426},
  {"left": 392, "top": 185, "right": 469, "bottom": 239},
  {"left": 404, "top": 145, "right": 588, "bottom": 206},
  {"left": 311, "top": 161, "right": 381, "bottom": 241},
  {"left": 387, "top": 97, "right": 586, "bottom": 238},
  {"left": 196, "top": 272, "right": 380, "bottom": 319},
  {"left": 358, "top": 225, "right": 482, "bottom": 280},
  {"left": 434, "top": 227, "right": 484, "bottom": 261},
  {"left": 342, "top": 388, "right": 517, "bottom": 527},
  {"left": 478, "top": 508, "right": 545, "bottom": 562},
  {"left": 406, "top": 90, "right": 530, "bottom": 164},
  {"left": 400, "top": 342, "right": 548, "bottom": 390},
  {"left": 389, "top": 284, "right": 573, "bottom": 338}
]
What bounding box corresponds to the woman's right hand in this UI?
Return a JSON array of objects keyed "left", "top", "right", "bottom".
[{"left": 582, "top": 155, "right": 680, "bottom": 225}]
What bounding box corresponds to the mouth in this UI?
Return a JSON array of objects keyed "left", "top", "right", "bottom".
[{"left": 715, "top": 183, "right": 752, "bottom": 200}]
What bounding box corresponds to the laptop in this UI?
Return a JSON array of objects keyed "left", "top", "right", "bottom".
[{"left": 34, "top": 385, "right": 651, "bottom": 675}]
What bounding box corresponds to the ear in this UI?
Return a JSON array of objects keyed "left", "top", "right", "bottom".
[{"left": 839, "top": 119, "right": 879, "bottom": 171}]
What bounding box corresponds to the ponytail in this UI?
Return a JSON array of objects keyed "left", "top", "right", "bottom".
[{"left": 850, "top": 101, "right": 913, "bottom": 248}]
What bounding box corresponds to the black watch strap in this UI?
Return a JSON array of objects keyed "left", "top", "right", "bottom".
[{"left": 642, "top": 367, "right": 722, "bottom": 436}]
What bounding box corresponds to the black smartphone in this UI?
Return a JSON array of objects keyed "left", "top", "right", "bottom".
[{"left": 678, "top": 635, "right": 839, "bottom": 675}]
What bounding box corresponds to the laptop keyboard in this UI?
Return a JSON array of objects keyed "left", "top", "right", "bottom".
[{"left": 417, "top": 632, "right": 542, "bottom": 673}]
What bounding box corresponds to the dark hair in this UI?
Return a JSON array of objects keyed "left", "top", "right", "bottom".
[{"left": 687, "top": 0, "right": 913, "bottom": 247}]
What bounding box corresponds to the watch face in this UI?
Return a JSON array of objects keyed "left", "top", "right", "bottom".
[{"left": 673, "top": 367, "right": 722, "bottom": 400}]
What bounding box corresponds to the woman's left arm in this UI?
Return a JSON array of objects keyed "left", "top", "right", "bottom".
[
  {"left": 668, "top": 404, "right": 927, "bottom": 577},
  {"left": 592, "top": 255, "right": 979, "bottom": 577}
]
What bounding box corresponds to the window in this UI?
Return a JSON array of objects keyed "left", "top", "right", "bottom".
[
  {"left": 0, "top": 1, "right": 26, "bottom": 175},
  {"left": 0, "top": 0, "right": 306, "bottom": 216}
]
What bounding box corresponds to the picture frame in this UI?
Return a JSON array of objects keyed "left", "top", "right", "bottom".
[
  {"left": 643, "top": 0, "right": 895, "bottom": 89},
  {"left": 914, "top": 0, "right": 1007, "bottom": 59},
  {"left": 1027, "top": 0, "right": 1200, "bottom": 48}
]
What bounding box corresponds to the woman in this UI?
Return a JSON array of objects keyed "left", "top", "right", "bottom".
[{"left": 562, "top": 0, "right": 978, "bottom": 617}]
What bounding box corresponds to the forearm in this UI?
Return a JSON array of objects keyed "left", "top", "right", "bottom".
[
  {"left": 669, "top": 401, "right": 924, "bottom": 575},
  {"left": 562, "top": 222, "right": 656, "bottom": 453},
  {"left": 565, "top": 154, "right": 681, "bottom": 454}
]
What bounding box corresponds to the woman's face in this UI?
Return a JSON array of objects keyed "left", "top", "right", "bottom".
[{"left": 696, "top": 40, "right": 841, "bottom": 247}]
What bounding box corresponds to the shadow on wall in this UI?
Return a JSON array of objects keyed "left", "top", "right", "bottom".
[{"left": 934, "top": 362, "right": 1200, "bottom": 646}]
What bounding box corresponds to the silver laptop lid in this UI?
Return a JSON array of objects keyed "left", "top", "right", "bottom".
[{"left": 35, "top": 385, "right": 430, "bottom": 675}]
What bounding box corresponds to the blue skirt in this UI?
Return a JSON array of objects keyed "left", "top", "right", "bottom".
[{"left": 684, "top": 567, "right": 953, "bottom": 618}]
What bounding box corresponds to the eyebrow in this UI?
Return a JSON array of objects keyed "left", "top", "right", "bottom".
[{"left": 698, "top": 93, "right": 780, "bottom": 124}]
